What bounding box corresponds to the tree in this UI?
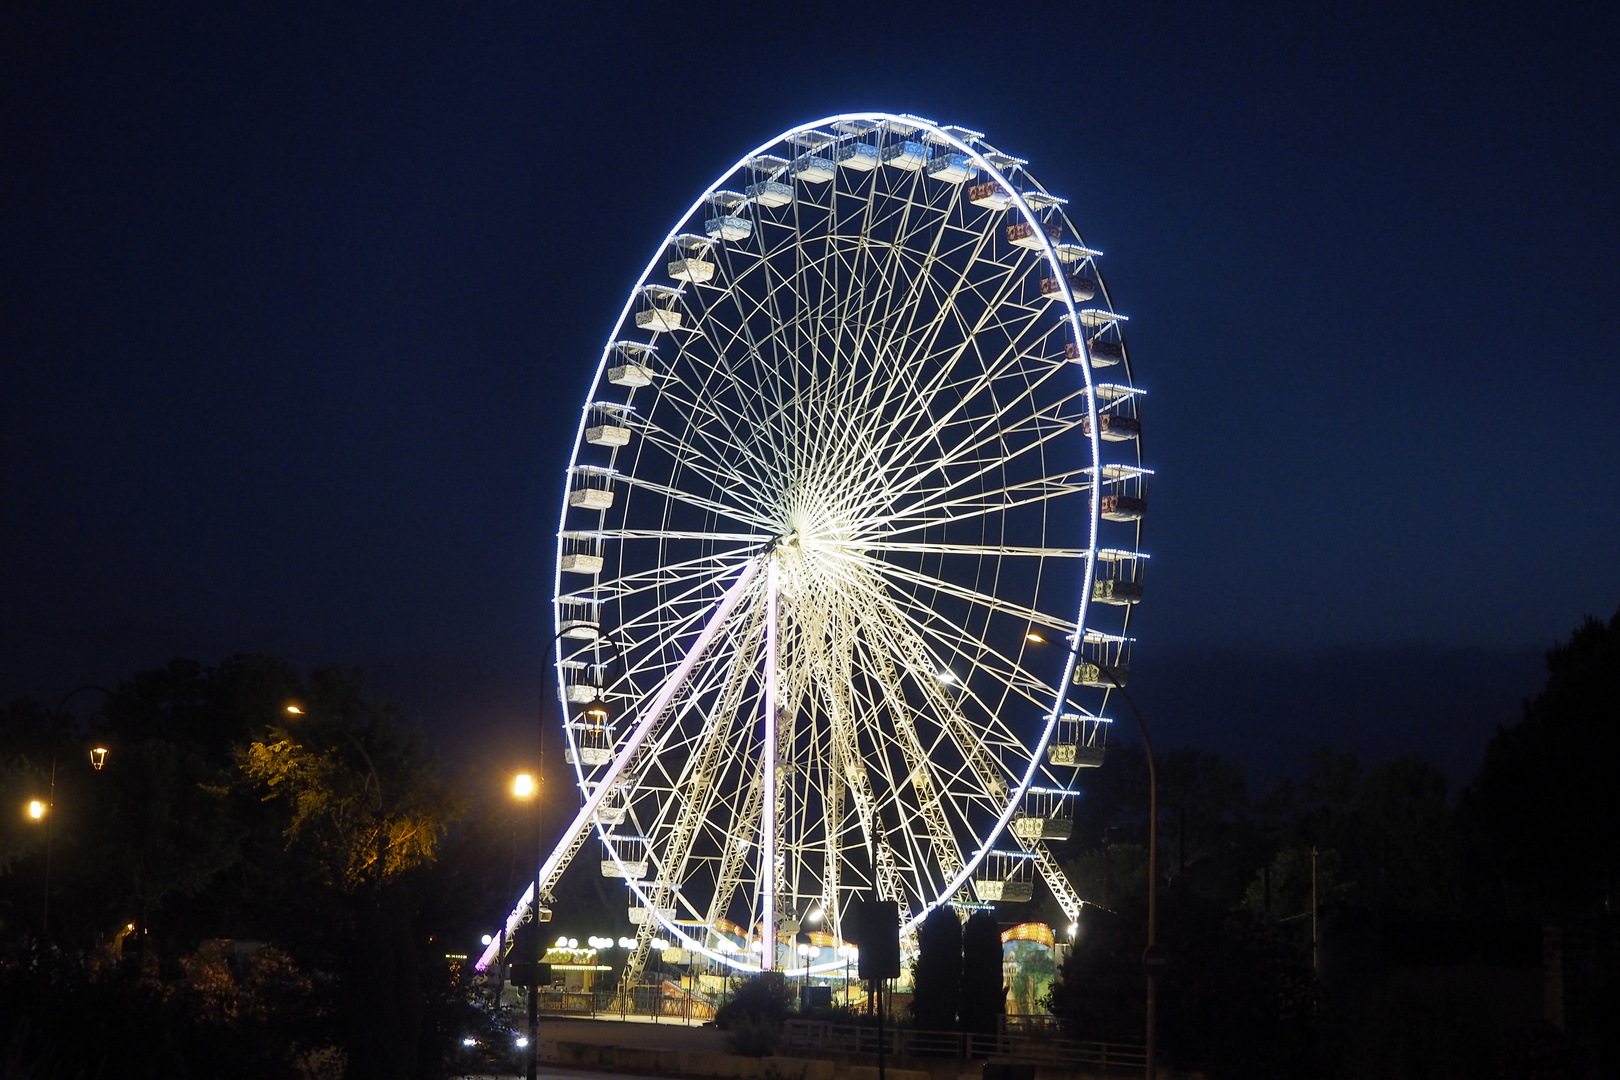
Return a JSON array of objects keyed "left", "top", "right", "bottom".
[
  {"left": 958, "top": 911, "right": 1003, "bottom": 1034},
  {"left": 909, "top": 904, "right": 961, "bottom": 1030},
  {"left": 1460, "top": 607, "right": 1620, "bottom": 918}
]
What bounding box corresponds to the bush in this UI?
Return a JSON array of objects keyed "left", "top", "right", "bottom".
[{"left": 715, "top": 973, "right": 795, "bottom": 1055}]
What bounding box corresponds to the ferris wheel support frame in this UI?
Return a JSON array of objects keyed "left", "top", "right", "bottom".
[{"left": 474, "top": 556, "right": 763, "bottom": 972}]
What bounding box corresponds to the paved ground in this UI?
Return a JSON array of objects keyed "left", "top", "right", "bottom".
[{"left": 458, "top": 1069, "right": 663, "bottom": 1080}]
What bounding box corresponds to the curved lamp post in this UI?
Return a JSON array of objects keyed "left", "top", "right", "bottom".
[
  {"left": 36, "top": 684, "right": 112, "bottom": 943},
  {"left": 1098, "top": 669, "right": 1159, "bottom": 1080}
]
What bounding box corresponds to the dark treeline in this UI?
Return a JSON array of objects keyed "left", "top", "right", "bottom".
[
  {"left": 1, "top": 609, "right": 1616, "bottom": 1077},
  {"left": 0, "top": 655, "right": 524, "bottom": 1079},
  {"left": 1039, "top": 608, "right": 1620, "bottom": 1079}
]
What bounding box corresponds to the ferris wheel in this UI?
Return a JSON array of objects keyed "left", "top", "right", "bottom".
[{"left": 475, "top": 113, "right": 1147, "bottom": 984}]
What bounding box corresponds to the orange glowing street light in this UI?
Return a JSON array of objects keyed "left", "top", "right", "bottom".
[
  {"left": 513, "top": 773, "right": 536, "bottom": 799},
  {"left": 28, "top": 800, "right": 45, "bottom": 820}
]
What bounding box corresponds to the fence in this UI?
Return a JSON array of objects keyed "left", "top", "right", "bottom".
[{"left": 780, "top": 1020, "right": 1146, "bottom": 1071}]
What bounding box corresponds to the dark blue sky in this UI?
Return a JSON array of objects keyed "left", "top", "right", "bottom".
[{"left": 3, "top": 1, "right": 1616, "bottom": 784}]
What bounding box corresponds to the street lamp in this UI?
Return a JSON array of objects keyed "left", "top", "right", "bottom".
[
  {"left": 1099, "top": 670, "right": 1160, "bottom": 1080},
  {"left": 512, "top": 771, "right": 541, "bottom": 1080},
  {"left": 36, "top": 684, "right": 112, "bottom": 946}
]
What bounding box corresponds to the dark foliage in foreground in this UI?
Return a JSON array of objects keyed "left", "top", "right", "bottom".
[
  {"left": 908, "top": 903, "right": 962, "bottom": 1031},
  {"left": 714, "top": 972, "right": 797, "bottom": 1055},
  {"left": 0, "top": 654, "right": 475, "bottom": 1079},
  {"left": 1042, "top": 608, "right": 1620, "bottom": 1079}
]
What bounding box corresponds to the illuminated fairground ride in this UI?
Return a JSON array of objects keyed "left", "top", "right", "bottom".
[{"left": 475, "top": 113, "right": 1148, "bottom": 991}]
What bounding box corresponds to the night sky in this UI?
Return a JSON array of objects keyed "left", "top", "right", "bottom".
[{"left": 4, "top": 1, "right": 1616, "bottom": 786}]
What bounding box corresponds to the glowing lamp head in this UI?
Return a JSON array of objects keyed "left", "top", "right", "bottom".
[
  {"left": 513, "top": 773, "right": 536, "bottom": 798},
  {"left": 480, "top": 934, "right": 493, "bottom": 946},
  {"left": 90, "top": 746, "right": 109, "bottom": 770},
  {"left": 28, "top": 800, "right": 45, "bottom": 820},
  {"left": 807, "top": 907, "right": 822, "bottom": 923},
  {"left": 285, "top": 704, "right": 303, "bottom": 715},
  {"left": 1026, "top": 632, "right": 1046, "bottom": 644}
]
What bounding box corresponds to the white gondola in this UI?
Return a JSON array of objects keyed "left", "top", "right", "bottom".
[
  {"left": 1081, "top": 413, "right": 1140, "bottom": 443},
  {"left": 593, "top": 804, "right": 627, "bottom": 825},
  {"left": 1011, "top": 816, "right": 1073, "bottom": 841},
  {"left": 983, "top": 150, "right": 1028, "bottom": 172},
  {"left": 1075, "top": 308, "right": 1127, "bottom": 329},
  {"left": 668, "top": 257, "right": 715, "bottom": 283},
  {"left": 1054, "top": 242, "right": 1103, "bottom": 263},
  {"left": 1046, "top": 713, "right": 1109, "bottom": 767},
  {"left": 968, "top": 180, "right": 1013, "bottom": 210},
  {"left": 1012, "top": 790, "right": 1073, "bottom": 841},
  {"left": 1007, "top": 220, "right": 1062, "bottom": 250},
  {"left": 605, "top": 342, "right": 656, "bottom": 387},
  {"left": 627, "top": 906, "right": 675, "bottom": 924},
  {"left": 601, "top": 859, "right": 648, "bottom": 879},
  {"left": 603, "top": 835, "right": 649, "bottom": 879},
  {"left": 667, "top": 233, "right": 717, "bottom": 283},
  {"left": 748, "top": 153, "right": 790, "bottom": 172},
  {"left": 972, "top": 851, "right": 1035, "bottom": 903},
  {"left": 705, "top": 215, "right": 752, "bottom": 241},
  {"left": 558, "top": 596, "right": 601, "bottom": 638},
  {"left": 791, "top": 153, "right": 836, "bottom": 182},
  {"left": 705, "top": 211, "right": 752, "bottom": 241},
  {"left": 1039, "top": 273, "right": 1099, "bottom": 303},
  {"left": 1099, "top": 494, "right": 1147, "bottom": 522},
  {"left": 933, "top": 123, "right": 986, "bottom": 145},
  {"left": 634, "top": 309, "right": 680, "bottom": 331},
  {"left": 587, "top": 421, "right": 631, "bottom": 447},
  {"left": 1047, "top": 742, "right": 1107, "bottom": 767},
  {"left": 746, "top": 180, "right": 794, "bottom": 208},
  {"left": 1072, "top": 632, "right": 1132, "bottom": 687},
  {"left": 926, "top": 152, "right": 977, "bottom": 184},
  {"left": 609, "top": 363, "right": 653, "bottom": 387},
  {"left": 1067, "top": 337, "right": 1124, "bottom": 366},
  {"left": 1091, "top": 548, "right": 1147, "bottom": 603},
  {"left": 1023, "top": 191, "right": 1068, "bottom": 211},
  {"left": 834, "top": 143, "right": 879, "bottom": 171},
  {"left": 562, "top": 661, "right": 601, "bottom": 703},
  {"left": 634, "top": 284, "right": 684, "bottom": 332},
  {"left": 882, "top": 140, "right": 929, "bottom": 171},
  {"left": 568, "top": 466, "right": 616, "bottom": 510},
  {"left": 1091, "top": 382, "right": 1144, "bottom": 404},
  {"left": 570, "top": 711, "right": 613, "bottom": 762},
  {"left": 559, "top": 554, "right": 602, "bottom": 575}
]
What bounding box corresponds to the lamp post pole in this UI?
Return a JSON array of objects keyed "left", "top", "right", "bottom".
[
  {"left": 1101, "top": 672, "right": 1158, "bottom": 1080},
  {"left": 39, "top": 685, "right": 111, "bottom": 946}
]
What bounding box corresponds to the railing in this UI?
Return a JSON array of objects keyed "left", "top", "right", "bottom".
[
  {"left": 591, "top": 982, "right": 716, "bottom": 1022},
  {"left": 537, "top": 990, "right": 596, "bottom": 1015},
  {"left": 780, "top": 1020, "right": 1146, "bottom": 1071}
]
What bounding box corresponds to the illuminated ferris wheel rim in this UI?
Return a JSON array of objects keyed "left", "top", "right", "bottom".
[{"left": 477, "top": 110, "right": 1145, "bottom": 977}]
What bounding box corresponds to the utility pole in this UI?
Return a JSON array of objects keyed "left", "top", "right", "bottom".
[{"left": 1310, "top": 846, "right": 1319, "bottom": 976}]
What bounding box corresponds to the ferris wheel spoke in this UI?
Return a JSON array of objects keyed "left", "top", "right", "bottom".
[
  {"left": 867, "top": 469, "right": 1094, "bottom": 538},
  {"left": 632, "top": 415, "right": 784, "bottom": 512},
  {"left": 837, "top": 566, "right": 1052, "bottom": 750},
  {"left": 868, "top": 374, "right": 1090, "bottom": 517},
  {"left": 856, "top": 603, "right": 1026, "bottom": 803},
  {"left": 854, "top": 247, "right": 1045, "bottom": 480},
  {"left": 850, "top": 550, "right": 1078, "bottom": 639},
  {"left": 859, "top": 540, "right": 1086, "bottom": 558}
]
